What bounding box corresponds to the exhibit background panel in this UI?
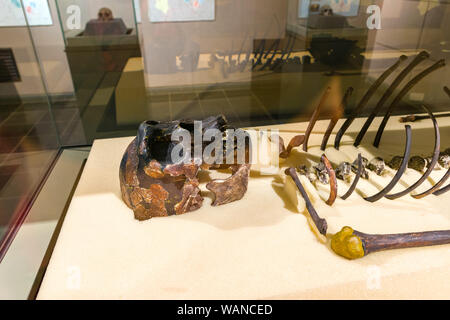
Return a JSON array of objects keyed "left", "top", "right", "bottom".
[
  {"left": 0, "top": 0, "right": 74, "bottom": 99},
  {"left": 56, "top": 0, "right": 137, "bottom": 32},
  {"left": 139, "top": 0, "right": 288, "bottom": 89},
  {"left": 0, "top": 0, "right": 53, "bottom": 27},
  {"left": 148, "top": 0, "right": 215, "bottom": 22}
]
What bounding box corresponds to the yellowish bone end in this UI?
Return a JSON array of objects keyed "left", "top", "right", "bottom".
[{"left": 331, "top": 226, "right": 365, "bottom": 260}]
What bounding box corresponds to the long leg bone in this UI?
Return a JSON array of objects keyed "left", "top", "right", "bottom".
[
  {"left": 331, "top": 226, "right": 450, "bottom": 260},
  {"left": 321, "top": 87, "right": 353, "bottom": 151},
  {"left": 364, "top": 125, "right": 412, "bottom": 202},
  {"left": 354, "top": 51, "right": 430, "bottom": 148},
  {"left": 373, "top": 59, "right": 446, "bottom": 148},
  {"left": 334, "top": 55, "right": 408, "bottom": 149},
  {"left": 285, "top": 168, "right": 328, "bottom": 235},
  {"left": 303, "top": 87, "right": 331, "bottom": 152},
  {"left": 385, "top": 105, "right": 440, "bottom": 200}
]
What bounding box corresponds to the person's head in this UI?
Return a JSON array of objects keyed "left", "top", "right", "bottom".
[{"left": 98, "top": 8, "right": 113, "bottom": 21}]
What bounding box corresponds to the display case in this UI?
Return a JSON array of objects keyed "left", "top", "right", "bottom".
[{"left": 0, "top": 0, "right": 449, "bottom": 301}]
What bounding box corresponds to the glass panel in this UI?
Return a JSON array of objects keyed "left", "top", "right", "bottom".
[
  {"left": 38, "top": 0, "right": 450, "bottom": 142},
  {"left": 54, "top": 0, "right": 142, "bottom": 144},
  {"left": 0, "top": 0, "right": 60, "bottom": 258}
]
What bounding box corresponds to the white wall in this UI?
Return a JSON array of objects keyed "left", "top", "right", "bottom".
[
  {"left": 139, "top": 0, "right": 288, "bottom": 89},
  {"left": 0, "top": 0, "right": 74, "bottom": 99}
]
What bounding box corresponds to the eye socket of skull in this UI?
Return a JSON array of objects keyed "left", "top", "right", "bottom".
[{"left": 98, "top": 8, "right": 113, "bottom": 21}]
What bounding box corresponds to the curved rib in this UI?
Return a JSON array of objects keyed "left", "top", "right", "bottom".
[
  {"left": 412, "top": 168, "right": 450, "bottom": 199},
  {"left": 341, "top": 153, "right": 363, "bottom": 200},
  {"left": 385, "top": 105, "right": 440, "bottom": 200},
  {"left": 434, "top": 184, "right": 450, "bottom": 196},
  {"left": 373, "top": 59, "right": 445, "bottom": 147},
  {"left": 303, "top": 87, "right": 331, "bottom": 152},
  {"left": 285, "top": 168, "right": 328, "bottom": 235},
  {"left": 321, "top": 155, "right": 338, "bottom": 206},
  {"left": 353, "top": 51, "right": 429, "bottom": 147},
  {"left": 333, "top": 55, "right": 408, "bottom": 149},
  {"left": 321, "top": 87, "right": 353, "bottom": 151},
  {"left": 364, "top": 125, "right": 412, "bottom": 202}
]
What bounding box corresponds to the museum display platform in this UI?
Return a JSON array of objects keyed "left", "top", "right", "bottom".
[{"left": 35, "top": 114, "right": 450, "bottom": 300}]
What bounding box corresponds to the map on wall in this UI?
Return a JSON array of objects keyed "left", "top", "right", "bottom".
[
  {"left": 298, "top": 0, "right": 360, "bottom": 18},
  {"left": 148, "top": 0, "right": 215, "bottom": 22},
  {"left": 0, "top": 0, "right": 53, "bottom": 27}
]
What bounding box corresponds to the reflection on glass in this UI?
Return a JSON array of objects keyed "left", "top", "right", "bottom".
[{"left": 0, "top": 0, "right": 59, "bottom": 258}]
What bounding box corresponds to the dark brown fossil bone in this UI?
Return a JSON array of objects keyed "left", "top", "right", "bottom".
[
  {"left": 331, "top": 226, "right": 450, "bottom": 260},
  {"left": 321, "top": 155, "right": 338, "bottom": 206},
  {"left": 119, "top": 116, "right": 251, "bottom": 220},
  {"left": 206, "top": 164, "right": 251, "bottom": 206},
  {"left": 433, "top": 184, "right": 450, "bottom": 196},
  {"left": 352, "top": 156, "right": 369, "bottom": 179},
  {"left": 386, "top": 105, "right": 440, "bottom": 200},
  {"left": 412, "top": 168, "right": 450, "bottom": 199},
  {"left": 334, "top": 55, "right": 408, "bottom": 149},
  {"left": 364, "top": 125, "right": 412, "bottom": 203},
  {"left": 320, "top": 87, "right": 353, "bottom": 151},
  {"left": 303, "top": 87, "right": 331, "bottom": 152},
  {"left": 408, "top": 156, "right": 427, "bottom": 171},
  {"left": 354, "top": 51, "right": 430, "bottom": 148},
  {"left": 373, "top": 59, "right": 446, "bottom": 148},
  {"left": 341, "top": 153, "right": 363, "bottom": 200},
  {"left": 270, "top": 134, "right": 305, "bottom": 158},
  {"left": 285, "top": 168, "right": 328, "bottom": 236}
]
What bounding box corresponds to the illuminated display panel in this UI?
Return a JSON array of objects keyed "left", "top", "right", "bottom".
[
  {"left": 148, "top": 0, "right": 215, "bottom": 23},
  {"left": 0, "top": 0, "right": 53, "bottom": 27}
]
